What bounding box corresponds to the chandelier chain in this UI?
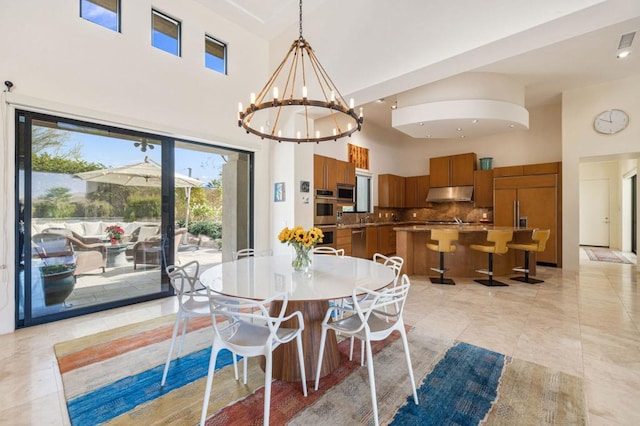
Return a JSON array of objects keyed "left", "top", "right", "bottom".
[{"left": 299, "top": 0, "right": 303, "bottom": 40}]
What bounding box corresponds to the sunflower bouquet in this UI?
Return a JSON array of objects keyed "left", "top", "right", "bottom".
[{"left": 278, "top": 226, "right": 324, "bottom": 271}]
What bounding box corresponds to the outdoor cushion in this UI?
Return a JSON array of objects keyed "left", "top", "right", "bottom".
[
  {"left": 65, "top": 222, "right": 85, "bottom": 235},
  {"left": 83, "top": 221, "right": 103, "bottom": 236}
]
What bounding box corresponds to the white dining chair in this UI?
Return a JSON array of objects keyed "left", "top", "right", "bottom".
[
  {"left": 161, "top": 260, "right": 241, "bottom": 387},
  {"left": 233, "top": 248, "right": 274, "bottom": 260},
  {"left": 343, "top": 253, "right": 405, "bottom": 363},
  {"left": 311, "top": 246, "right": 345, "bottom": 256},
  {"left": 314, "top": 275, "right": 418, "bottom": 426},
  {"left": 200, "top": 290, "right": 307, "bottom": 426}
]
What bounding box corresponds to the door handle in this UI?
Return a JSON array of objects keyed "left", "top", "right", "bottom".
[{"left": 513, "top": 201, "right": 517, "bottom": 227}]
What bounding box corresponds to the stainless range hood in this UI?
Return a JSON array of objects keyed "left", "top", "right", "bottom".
[{"left": 426, "top": 186, "right": 474, "bottom": 203}]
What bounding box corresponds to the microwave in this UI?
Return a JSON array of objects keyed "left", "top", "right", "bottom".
[{"left": 336, "top": 184, "right": 355, "bottom": 203}]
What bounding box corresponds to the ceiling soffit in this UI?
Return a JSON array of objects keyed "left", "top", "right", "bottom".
[{"left": 392, "top": 73, "right": 529, "bottom": 139}]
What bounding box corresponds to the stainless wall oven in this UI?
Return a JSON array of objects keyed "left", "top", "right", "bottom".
[
  {"left": 316, "top": 225, "right": 336, "bottom": 248},
  {"left": 314, "top": 190, "right": 337, "bottom": 225}
]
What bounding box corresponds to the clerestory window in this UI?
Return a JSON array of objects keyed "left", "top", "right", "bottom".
[
  {"left": 205, "top": 35, "right": 227, "bottom": 74},
  {"left": 80, "top": 0, "right": 120, "bottom": 32},
  {"left": 152, "top": 10, "right": 181, "bottom": 56}
]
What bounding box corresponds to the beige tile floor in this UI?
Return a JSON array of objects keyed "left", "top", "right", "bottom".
[{"left": 0, "top": 248, "right": 638, "bottom": 425}]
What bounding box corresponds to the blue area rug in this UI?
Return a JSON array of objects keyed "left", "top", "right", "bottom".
[{"left": 390, "top": 342, "right": 505, "bottom": 425}]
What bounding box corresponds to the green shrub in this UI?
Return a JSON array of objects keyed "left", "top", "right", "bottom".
[
  {"left": 188, "top": 221, "right": 222, "bottom": 239},
  {"left": 124, "top": 196, "right": 160, "bottom": 220}
]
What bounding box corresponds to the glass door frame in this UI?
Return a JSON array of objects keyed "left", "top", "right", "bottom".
[{"left": 15, "top": 110, "right": 176, "bottom": 327}]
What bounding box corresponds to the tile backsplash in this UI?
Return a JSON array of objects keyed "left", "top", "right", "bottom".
[{"left": 339, "top": 203, "right": 493, "bottom": 225}]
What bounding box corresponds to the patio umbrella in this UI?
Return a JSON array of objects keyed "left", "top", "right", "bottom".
[
  {"left": 75, "top": 157, "right": 203, "bottom": 235},
  {"left": 74, "top": 156, "right": 202, "bottom": 188}
]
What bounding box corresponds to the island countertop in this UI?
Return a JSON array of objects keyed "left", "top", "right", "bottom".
[{"left": 394, "top": 225, "right": 537, "bottom": 278}]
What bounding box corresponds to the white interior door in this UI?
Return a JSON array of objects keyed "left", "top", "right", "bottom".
[{"left": 580, "top": 178, "right": 610, "bottom": 247}]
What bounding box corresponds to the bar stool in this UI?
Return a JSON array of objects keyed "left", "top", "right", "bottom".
[
  {"left": 470, "top": 229, "right": 513, "bottom": 287},
  {"left": 426, "top": 229, "right": 459, "bottom": 285},
  {"left": 508, "top": 229, "right": 550, "bottom": 284}
]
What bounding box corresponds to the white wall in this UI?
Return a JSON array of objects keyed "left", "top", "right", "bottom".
[
  {"left": 563, "top": 75, "right": 640, "bottom": 271},
  {"left": 0, "top": 0, "right": 272, "bottom": 333}
]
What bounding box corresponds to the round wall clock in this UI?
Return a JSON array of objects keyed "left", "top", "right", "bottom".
[{"left": 594, "top": 109, "right": 629, "bottom": 134}]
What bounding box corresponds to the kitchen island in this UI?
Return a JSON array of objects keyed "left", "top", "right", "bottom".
[{"left": 394, "top": 224, "right": 537, "bottom": 278}]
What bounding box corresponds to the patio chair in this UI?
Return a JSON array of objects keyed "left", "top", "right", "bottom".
[
  {"left": 314, "top": 275, "right": 418, "bottom": 426},
  {"left": 133, "top": 228, "right": 187, "bottom": 269},
  {"left": 38, "top": 230, "right": 107, "bottom": 274},
  {"left": 125, "top": 225, "right": 160, "bottom": 257},
  {"left": 200, "top": 290, "right": 307, "bottom": 426}
]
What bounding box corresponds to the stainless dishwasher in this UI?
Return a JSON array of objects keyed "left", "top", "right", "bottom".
[{"left": 351, "top": 228, "right": 366, "bottom": 258}]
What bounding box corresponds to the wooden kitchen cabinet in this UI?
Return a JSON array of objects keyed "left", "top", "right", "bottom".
[
  {"left": 405, "top": 175, "right": 430, "bottom": 208},
  {"left": 474, "top": 170, "right": 493, "bottom": 207},
  {"left": 493, "top": 162, "right": 559, "bottom": 178},
  {"left": 365, "top": 227, "right": 379, "bottom": 259},
  {"left": 494, "top": 173, "right": 560, "bottom": 265},
  {"left": 314, "top": 155, "right": 355, "bottom": 191},
  {"left": 429, "top": 153, "right": 477, "bottom": 187},
  {"left": 335, "top": 160, "right": 356, "bottom": 185},
  {"left": 378, "top": 174, "right": 405, "bottom": 208},
  {"left": 336, "top": 228, "right": 352, "bottom": 256},
  {"left": 314, "top": 155, "right": 336, "bottom": 191},
  {"left": 377, "top": 225, "right": 396, "bottom": 256}
]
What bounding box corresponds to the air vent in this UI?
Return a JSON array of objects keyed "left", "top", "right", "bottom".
[{"left": 618, "top": 32, "right": 635, "bottom": 49}]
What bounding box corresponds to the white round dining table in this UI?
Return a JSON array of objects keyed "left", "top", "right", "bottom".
[{"left": 199, "top": 254, "right": 395, "bottom": 382}]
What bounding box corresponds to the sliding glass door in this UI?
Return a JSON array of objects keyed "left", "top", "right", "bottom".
[{"left": 16, "top": 111, "right": 252, "bottom": 327}]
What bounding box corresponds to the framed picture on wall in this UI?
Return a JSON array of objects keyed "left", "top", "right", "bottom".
[
  {"left": 300, "top": 180, "right": 310, "bottom": 193},
  {"left": 274, "top": 182, "right": 285, "bottom": 202}
]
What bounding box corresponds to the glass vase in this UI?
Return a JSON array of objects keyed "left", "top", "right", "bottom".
[{"left": 292, "top": 244, "right": 312, "bottom": 272}]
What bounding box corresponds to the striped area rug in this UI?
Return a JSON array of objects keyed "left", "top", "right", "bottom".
[
  {"left": 55, "top": 315, "right": 587, "bottom": 425},
  {"left": 583, "top": 247, "right": 633, "bottom": 264}
]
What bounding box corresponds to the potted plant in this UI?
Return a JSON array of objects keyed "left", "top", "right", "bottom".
[
  {"left": 40, "top": 262, "right": 77, "bottom": 306},
  {"left": 106, "top": 225, "right": 125, "bottom": 245}
]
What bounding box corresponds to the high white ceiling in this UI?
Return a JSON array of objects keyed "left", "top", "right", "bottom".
[{"left": 197, "top": 0, "right": 640, "bottom": 139}]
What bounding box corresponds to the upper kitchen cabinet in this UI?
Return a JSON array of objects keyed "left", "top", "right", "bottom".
[
  {"left": 429, "top": 153, "right": 477, "bottom": 187},
  {"left": 335, "top": 160, "right": 356, "bottom": 185},
  {"left": 405, "top": 175, "right": 431, "bottom": 208},
  {"left": 314, "top": 154, "right": 356, "bottom": 191},
  {"left": 473, "top": 170, "right": 493, "bottom": 208},
  {"left": 378, "top": 174, "right": 405, "bottom": 208}
]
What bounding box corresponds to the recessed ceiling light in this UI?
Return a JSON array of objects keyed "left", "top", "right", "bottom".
[
  {"left": 456, "top": 128, "right": 462, "bottom": 132},
  {"left": 471, "top": 119, "right": 478, "bottom": 123},
  {"left": 508, "top": 124, "right": 515, "bottom": 128},
  {"left": 617, "top": 50, "right": 631, "bottom": 59},
  {"left": 460, "top": 135, "right": 465, "bottom": 139},
  {"left": 390, "top": 104, "right": 397, "bottom": 110},
  {"left": 419, "top": 122, "right": 424, "bottom": 126},
  {"left": 426, "top": 134, "right": 432, "bottom": 138},
  {"left": 376, "top": 98, "right": 385, "bottom": 103}
]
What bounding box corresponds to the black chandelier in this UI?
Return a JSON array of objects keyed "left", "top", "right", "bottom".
[{"left": 237, "top": 0, "right": 363, "bottom": 143}]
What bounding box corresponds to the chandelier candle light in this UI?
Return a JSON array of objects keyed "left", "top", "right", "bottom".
[
  {"left": 237, "top": 0, "right": 363, "bottom": 143},
  {"left": 278, "top": 226, "right": 324, "bottom": 271}
]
